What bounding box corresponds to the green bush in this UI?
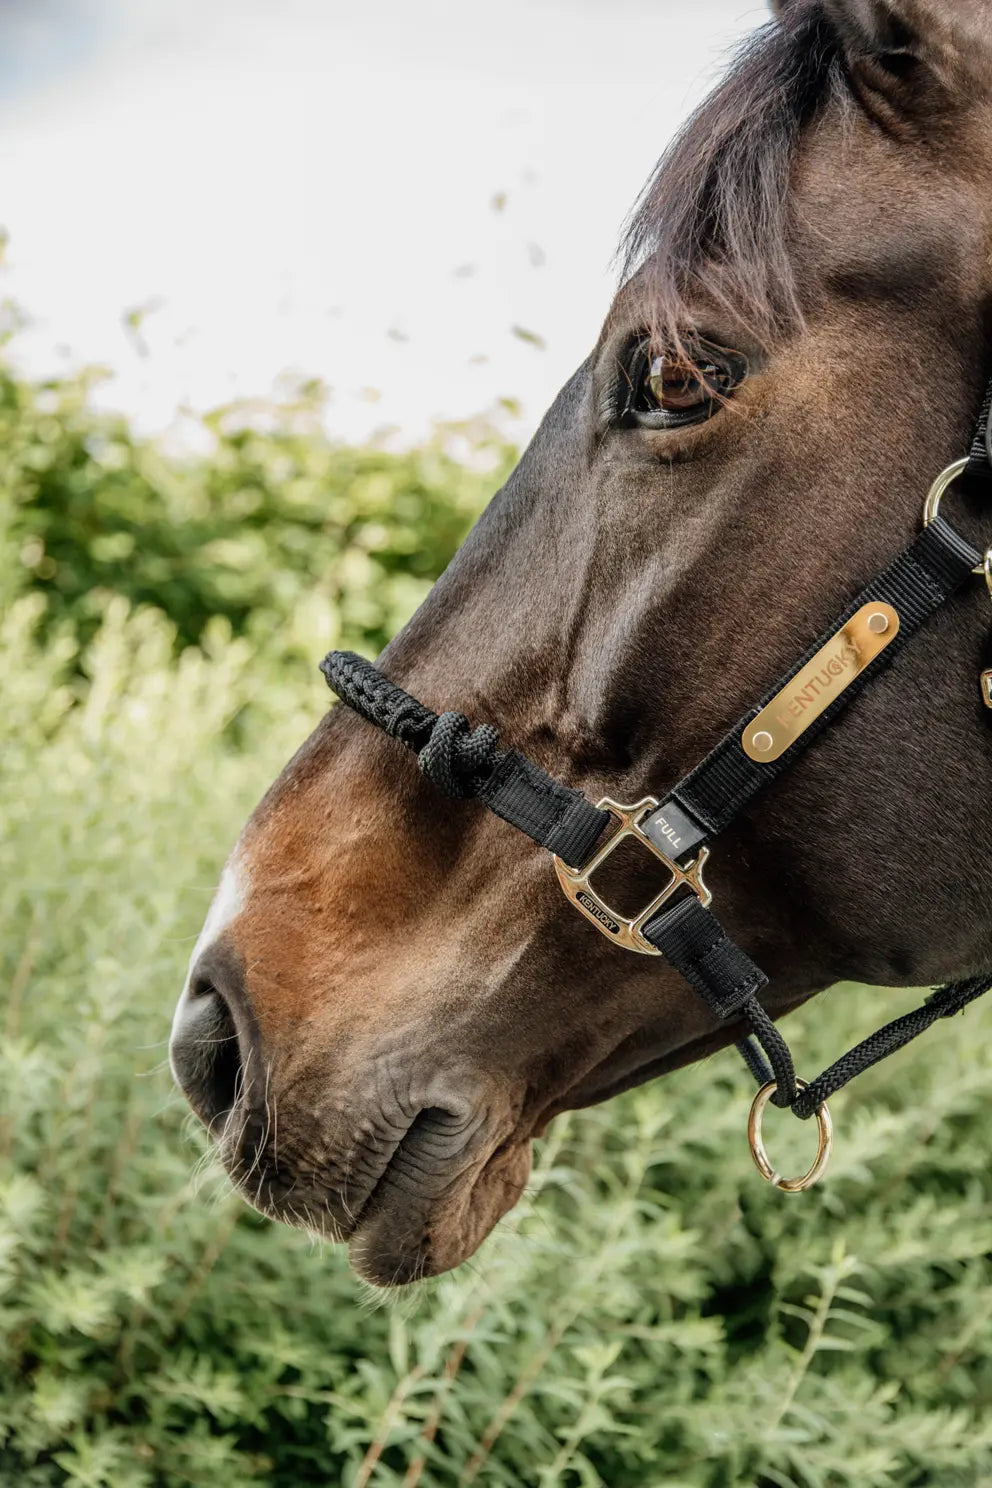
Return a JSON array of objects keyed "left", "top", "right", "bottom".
[
  {"left": 3, "top": 348, "right": 992, "bottom": 1486},
  {"left": 1, "top": 347, "right": 514, "bottom": 660}
]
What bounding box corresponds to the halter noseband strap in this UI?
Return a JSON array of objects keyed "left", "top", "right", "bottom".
[
  {"left": 319, "top": 649, "right": 611, "bottom": 862},
  {"left": 320, "top": 377, "right": 992, "bottom": 1192}
]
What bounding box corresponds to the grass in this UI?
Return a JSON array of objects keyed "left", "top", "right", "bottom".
[{"left": 4, "top": 593, "right": 992, "bottom": 1487}]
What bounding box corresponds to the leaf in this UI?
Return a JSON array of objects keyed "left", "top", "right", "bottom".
[{"left": 510, "top": 324, "right": 546, "bottom": 350}]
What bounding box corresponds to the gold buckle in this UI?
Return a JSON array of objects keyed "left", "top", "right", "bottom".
[{"left": 552, "top": 797, "right": 711, "bottom": 956}]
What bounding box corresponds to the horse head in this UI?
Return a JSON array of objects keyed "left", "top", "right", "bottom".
[{"left": 171, "top": 0, "right": 992, "bottom": 1284}]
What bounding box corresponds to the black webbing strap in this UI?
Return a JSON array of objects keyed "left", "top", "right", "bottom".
[
  {"left": 320, "top": 651, "right": 609, "bottom": 869},
  {"left": 966, "top": 377, "right": 992, "bottom": 483},
  {"left": 641, "top": 896, "right": 765, "bottom": 1017},
  {"left": 641, "top": 894, "right": 799, "bottom": 1105},
  {"left": 642, "top": 515, "right": 982, "bottom": 860},
  {"left": 477, "top": 749, "right": 610, "bottom": 865},
  {"left": 639, "top": 511, "right": 983, "bottom": 1110}
]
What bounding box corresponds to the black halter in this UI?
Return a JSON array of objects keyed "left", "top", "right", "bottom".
[{"left": 320, "top": 378, "right": 992, "bottom": 1191}]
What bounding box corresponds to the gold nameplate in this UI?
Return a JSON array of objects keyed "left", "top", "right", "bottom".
[{"left": 742, "top": 602, "right": 900, "bottom": 763}]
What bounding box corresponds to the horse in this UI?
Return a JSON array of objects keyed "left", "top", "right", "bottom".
[{"left": 170, "top": 0, "right": 992, "bottom": 1286}]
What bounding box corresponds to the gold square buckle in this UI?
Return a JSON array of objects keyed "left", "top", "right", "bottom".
[{"left": 552, "top": 797, "right": 711, "bottom": 956}]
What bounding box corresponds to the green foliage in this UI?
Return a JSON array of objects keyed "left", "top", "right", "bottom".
[
  {"left": 2, "top": 349, "right": 992, "bottom": 1486},
  {"left": 2, "top": 356, "right": 514, "bottom": 659}
]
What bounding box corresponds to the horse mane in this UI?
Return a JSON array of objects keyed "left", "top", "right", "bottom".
[{"left": 621, "top": 2, "right": 846, "bottom": 354}]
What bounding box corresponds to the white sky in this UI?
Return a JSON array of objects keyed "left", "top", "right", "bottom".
[{"left": 0, "top": 0, "right": 769, "bottom": 446}]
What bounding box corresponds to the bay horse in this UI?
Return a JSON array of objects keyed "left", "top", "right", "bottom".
[{"left": 171, "top": 0, "right": 992, "bottom": 1285}]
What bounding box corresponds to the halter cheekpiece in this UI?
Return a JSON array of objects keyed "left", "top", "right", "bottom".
[{"left": 321, "top": 375, "right": 992, "bottom": 1194}]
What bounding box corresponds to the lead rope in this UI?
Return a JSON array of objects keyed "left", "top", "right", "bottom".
[{"left": 738, "top": 977, "right": 992, "bottom": 1120}]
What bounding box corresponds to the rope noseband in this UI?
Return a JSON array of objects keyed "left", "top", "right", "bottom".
[
  {"left": 320, "top": 378, "right": 992, "bottom": 1193},
  {"left": 322, "top": 652, "right": 502, "bottom": 799}
]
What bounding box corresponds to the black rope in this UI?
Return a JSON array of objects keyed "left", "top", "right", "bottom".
[
  {"left": 791, "top": 974, "right": 992, "bottom": 1119},
  {"left": 322, "top": 651, "right": 611, "bottom": 866},
  {"left": 741, "top": 994, "right": 798, "bottom": 1108},
  {"left": 736, "top": 1035, "right": 775, "bottom": 1087},
  {"left": 320, "top": 651, "right": 502, "bottom": 799}
]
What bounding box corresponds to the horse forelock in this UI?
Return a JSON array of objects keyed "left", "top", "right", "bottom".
[{"left": 621, "top": 2, "right": 846, "bottom": 356}]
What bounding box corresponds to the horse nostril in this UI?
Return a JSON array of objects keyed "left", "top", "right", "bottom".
[{"left": 169, "top": 973, "right": 245, "bottom": 1132}]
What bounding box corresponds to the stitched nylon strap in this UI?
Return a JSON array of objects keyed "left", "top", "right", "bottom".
[
  {"left": 966, "top": 377, "right": 992, "bottom": 482},
  {"left": 642, "top": 897, "right": 766, "bottom": 1017},
  {"left": 477, "top": 750, "right": 610, "bottom": 864},
  {"left": 638, "top": 512, "right": 983, "bottom": 1108},
  {"left": 641, "top": 895, "right": 800, "bottom": 1105},
  {"left": 642, "top": 515, "right": 982, "bottom": 861}
]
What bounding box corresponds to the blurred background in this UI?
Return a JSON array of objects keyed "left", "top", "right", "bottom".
[
  {"left": 4, "top": 3, "right": 992, "bottom": 1486},
  {"left": 4, "top": 0, "right": 768, "bottom": 444}
]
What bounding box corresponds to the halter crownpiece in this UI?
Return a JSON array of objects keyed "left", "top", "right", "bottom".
[{"left": 320, "top": 371, "right": 992, "bottom": 1195}]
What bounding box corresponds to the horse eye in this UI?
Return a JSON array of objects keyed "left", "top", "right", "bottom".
[
  {"left": 646, "top": 354, "right": 722, "bottom": 411},
  {"left": 620, "top": 337, "right": 747, "bottom": 430}
]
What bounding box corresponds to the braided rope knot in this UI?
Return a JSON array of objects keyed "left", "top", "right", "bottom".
[
  {"left": 320, "top": 650, "right": 436, "bottom": 750},
  {"left": 418, "top": 711, "right": 501, "bottom": 799},
  {"left": 320, "top": 653, "right": 502, "bottom": 799}
]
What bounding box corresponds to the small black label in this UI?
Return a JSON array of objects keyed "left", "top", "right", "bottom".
[
  {"left": 577, "top": 892, "right": 621, "bottom": 934},
  {"left": 642, "top": 801, "right": 701, "bottom": 860}
]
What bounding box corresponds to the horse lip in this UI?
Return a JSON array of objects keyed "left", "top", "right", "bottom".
[
  {"left": 214, "top": 1090, "right": 507, "bottom": 1261},
  {"left": 219, "top": 1104, "right": 440, "bottom": 1242},
  {"left": 353, "top": 1109, "right": 482, "bottom": 1211},
  {"left": 346, "top": 1116, "right": 522, "bottom": 1285}
]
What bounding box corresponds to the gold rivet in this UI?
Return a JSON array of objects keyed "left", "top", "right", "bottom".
[
  {"left": 751, "top": 730, "right": 774, "bottom": 753},
  {"left": 866, "top": 611, "right": 889, "bottom": 634}
]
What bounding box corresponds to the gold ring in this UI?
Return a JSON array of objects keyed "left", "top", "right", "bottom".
[
  {"left": 747, "top": 1080, "right": 833, "bottom": 1193},
  {"left": 922, "top": 457, "right": 984, "bottom": 575},
  {"left": 983, "top": 547, "right": 992, "bottom": 600}
]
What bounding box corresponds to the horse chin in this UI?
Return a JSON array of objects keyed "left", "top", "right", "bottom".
[
  {"left": 549, "top": 1027, "right": 711, "bottom": 1116},
  {"left": 347, "top": 1139, "right": 533, "bottom": 1287}
]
